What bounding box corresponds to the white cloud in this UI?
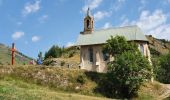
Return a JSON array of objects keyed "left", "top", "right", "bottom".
[
  {"left": 22, "top": 0, "right": 41, "bottom": 16},
  {"left": 82, "top": 0, "right": 103, "bottom": 13},
  {"left": 94, "top": 11, "right": 110, "bottom": 21},
  {"left": 148, "top": 24, "right": 170, "bottom": 39},
  {"left": 82, "top": 0, "right": 111, "bottom": 21},
  {"left": 12, "top": 31, "right": 25, "bottom": 40},
  {"left": 38, "top": 15, "right": 48, "bottom": 23},
  {"left": 136, "top": 10, "right": 167, "bottom": 32},
  {"left": 66, "top": 42, "right": 75, "bottom": 47},
  {"left": 120, "top": 9, "right": 170, "bottom": 40},
  {"left": 32, "top": 36, "right": 40, "bottom": 42},
  {"left": 103, "top": 22, "right": 112, "bottom": 29},
  {"left": 111, "top": 0, "right": 125, "bottom": 12}
]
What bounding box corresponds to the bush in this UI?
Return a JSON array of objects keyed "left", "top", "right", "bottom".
[
  {"left": 109, "top": 51, "right": 151, "bottom": 98},
  {"left": 103, "top": 36, "right": 152, "bottom": 98},
  {"left": 45, "top": 45, "right": 62, "bottom": 59},
  {"left": 0, "top": 61, "right": 3, "bottom": 65},
  {"left": 149, "top": 47, "right": 160, "bottom": 57},
  {"left": 43, "top": 60, "right": 53, "bottom": 66},
  {"left": 156, "top": 52, "right": 170, "bottom": 83},
  {"left": 60, "top": 61, "right": 65, "bottom": 66},
  {"left": 77, "top": 74, "right": 86, "bottom": 85}
]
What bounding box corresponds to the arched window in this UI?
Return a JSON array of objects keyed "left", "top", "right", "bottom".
[
  {"left": 88, "top": 47, "right": 93, "bottom": 62},
  {"left": 87, "top": 20, "right": 90, "bottom": 28}
]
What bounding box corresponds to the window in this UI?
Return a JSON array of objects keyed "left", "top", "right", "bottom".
[
  {"left": 103, "top": 52, "right": 109, "bottom": 61},
  {"left": 88, "top": 47, "right": 93, "bottom": 62},
  {"left": 140, "top": 44, "right": 144, "bottom": 55}
]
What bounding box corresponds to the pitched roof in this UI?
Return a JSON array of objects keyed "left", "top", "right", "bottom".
[{"left": 76, "top": 25, "right": 148, "bottom": 46}]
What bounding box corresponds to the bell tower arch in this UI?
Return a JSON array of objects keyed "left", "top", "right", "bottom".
[{"left": 84, "top": 8, "right": 94, "bottom": 33}]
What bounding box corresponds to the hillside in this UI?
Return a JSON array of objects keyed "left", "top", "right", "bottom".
[
  {"left": 146, "top": 35, "right": 170, "bottom": 55},
  {"left": 0, "top": 43, "right": 33, "bottom": 65}
]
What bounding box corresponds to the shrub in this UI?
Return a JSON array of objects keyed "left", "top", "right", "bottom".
[
  {"left": 103, "top": 36, "right": 152, "bottom": 98},
  {"left": 68, "top": 51, "right": 75, "bottom": 58},
  {"left": 45, "top": 45, "right": 62, "bottom": 59},
  {"left": 0, "top": 61, "right": 3, "bottom": 65},
  {"left": 109, "top": 51, "right": 151, "bottom": 98},
  {"left": 43, "top": 60, "right": 53, "bottom": 66},
  {"left": 60, "top": 61, "right": 65, "bottom": 66},
  {"left": 156, "top": 52, "right": 170, "bottom": 83},
  {"left": 77, "top": 74, "right": 86, "bottom": 85},
  {"left": 149, "top": 47, "right": 160, "bottom": 57}
]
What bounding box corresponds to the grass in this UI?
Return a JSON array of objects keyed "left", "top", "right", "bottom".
[
  {"left": 137, "top": 81, "right": 166, "bottom": 100},
  {"left": 1, "top": 65, "right": 169, "bottom": 99},
  {"left": 0, "top": 77, "right": 110, "bottom": 100},
  {"left": 0, "top": 44, "right": 32, "bottom": 65}
]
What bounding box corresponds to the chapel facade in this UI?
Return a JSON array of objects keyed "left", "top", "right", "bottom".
[{"left": 76, "top": 8, "right": 151, "bottom": 72}]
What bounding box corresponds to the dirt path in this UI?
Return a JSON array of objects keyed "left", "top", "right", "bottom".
[{"left": 158, "top": 84, "right": 170, "bottom": 99}]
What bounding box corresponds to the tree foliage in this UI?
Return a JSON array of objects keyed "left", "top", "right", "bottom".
[
  {"left": 110, "top": 51, "right": 151, "bottom": 98},
  {"left": 44, "top": 45, "right": 77, "bottom": 59},
  {"left": 103, "top": 36, "right": 152, "bottom": 98},
  {"left": 44, "top": 45, "right": 62, "bottom": 59},
  {"left": 103, "top": 36, "right": 138, "bottom": 57},
  {"left": 156, "top": 52, "right": 170, "bottom": 83}
]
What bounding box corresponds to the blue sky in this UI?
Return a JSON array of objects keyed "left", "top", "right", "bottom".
[{"left": 0, "top": 0, "right": 170, "bottom": 59}]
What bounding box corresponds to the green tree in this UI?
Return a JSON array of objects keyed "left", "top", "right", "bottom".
[
  {"left": 109, "top": 51, "right": 151, "bottom": 98},
  {"left": 103, "top": 36, "right": 138, "bottom": 57},
  {"left": 44, "top": 45, "right": 62, "bottom": 59},
  {"left": 104, "top": 36, "right": 152, "bottom": 98},
  {"left": 157, "top": 52, "right": 170, "bottom": 83}
]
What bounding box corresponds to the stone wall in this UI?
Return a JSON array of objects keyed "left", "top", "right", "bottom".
[
  {"left": 80, "top": 45, "right": 107, "bottom": 72},
  {"left": 80, "top": 41, "right": 151, "bottom": 73}
]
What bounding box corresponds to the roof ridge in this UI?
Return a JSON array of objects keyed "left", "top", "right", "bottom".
[{"left": 94, "top": 25, "right": 138, "bottom": 32}]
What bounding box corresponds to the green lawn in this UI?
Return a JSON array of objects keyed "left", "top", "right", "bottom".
[{"left": 0, "top": 77, "right": 111, "bottom": 100}]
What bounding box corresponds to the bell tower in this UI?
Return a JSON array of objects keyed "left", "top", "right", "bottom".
[{"left": 83, "top": 8, "right": 94, "bottom": 33}]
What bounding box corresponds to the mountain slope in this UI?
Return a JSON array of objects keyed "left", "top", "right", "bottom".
[
  {"left": 146, "top": 35, "right": 170, "bottom": 55},
  {"left": 0, "top": 43, "right": 33, "bottom": 65}
]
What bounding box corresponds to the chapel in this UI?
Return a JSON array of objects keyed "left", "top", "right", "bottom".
[{"left": 76, "top": 8, "right": 151, "bottom": 72}]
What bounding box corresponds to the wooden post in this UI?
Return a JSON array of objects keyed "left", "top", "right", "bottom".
[{"left": 11, "top": 43, "right": 15, "bottom": 65}]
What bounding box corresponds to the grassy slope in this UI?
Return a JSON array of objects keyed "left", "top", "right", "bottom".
[
  {"left": 0, "top": 44, "right": 32, "bottom": 65},
  {"left": 0, "top": 77, "right": 110, "bottom": 100},
  {"left": 1, "top": 65, "right": 170, "bottom": 99}
]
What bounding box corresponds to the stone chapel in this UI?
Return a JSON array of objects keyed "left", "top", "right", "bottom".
[{"left": 76, "top": 8, "right": 151, "bottom": 72}]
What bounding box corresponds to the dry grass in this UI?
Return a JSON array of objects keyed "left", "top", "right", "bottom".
[
  {"left": 137, "top": 81, "right": 167, "bottom": 100},
  {"left": 60, "top": 53, "right": 80, "bottom": 62}
]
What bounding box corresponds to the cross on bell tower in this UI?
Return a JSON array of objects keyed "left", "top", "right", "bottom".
[{"left": 84, "top": 7, "right": 94, "bottom": 33}]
